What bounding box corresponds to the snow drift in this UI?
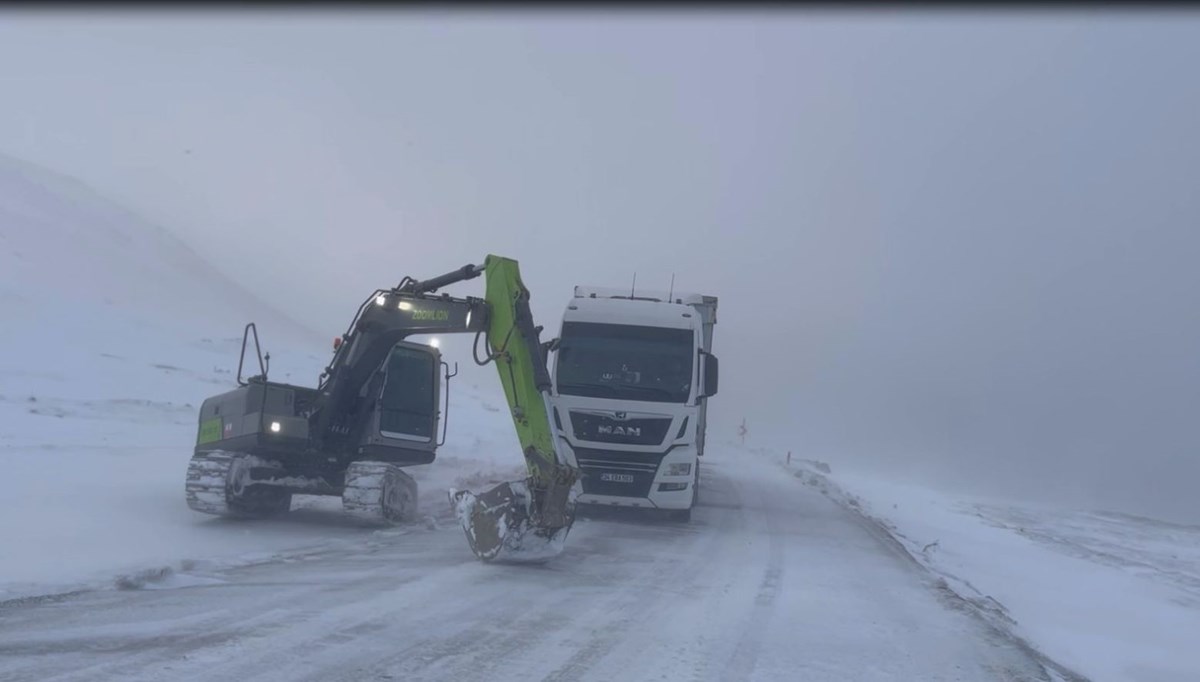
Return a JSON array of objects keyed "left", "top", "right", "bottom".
[{"left": 777, "top": 449, "right": 1200, "bottom": 682}]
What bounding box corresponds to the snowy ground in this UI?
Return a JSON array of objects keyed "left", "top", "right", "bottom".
[
  {"left": 0, "top": 344, "right": 523, "bottom": 601},
  {"left": 781, "top": 455, "right": 1200, "bottom": 682},
  {"left": 0, "top": 322, "right": 1075, "bottom": 681},
  {"left": 0, "top": 323, "right": 1077, "bottom": 682},
  {"left": 1, "top": 446, "right": 1069, "bottom": 682}
]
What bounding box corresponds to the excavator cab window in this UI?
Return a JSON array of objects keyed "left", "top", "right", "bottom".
[{"left": 378, "top": 342, "right": 440, "bottom": 442}]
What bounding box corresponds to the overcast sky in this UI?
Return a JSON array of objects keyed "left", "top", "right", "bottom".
[{"left": 2, "top": 10, "right": 1199, "bottom": 520}]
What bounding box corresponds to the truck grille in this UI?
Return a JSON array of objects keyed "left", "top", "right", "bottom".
[
  {"left": 572, "top": 447, "right": 666, "bottom": 498},
  {"left": 568, "top": 412, "right": 672, "bottom": 446}
]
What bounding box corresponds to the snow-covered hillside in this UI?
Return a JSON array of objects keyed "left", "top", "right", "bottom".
[
  {"left": 0, "top": 154, "right": 520, "bottom": 600},
  {"left": 0, "top": 154, "right": 318, "bottom": 339}
]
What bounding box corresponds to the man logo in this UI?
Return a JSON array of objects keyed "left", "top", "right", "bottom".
[
  {"left": 614, "top": 411, "right": 627, "bottom": 420},
  {"left": 598, "top": 425, "right": 641, "bottom": 437}
]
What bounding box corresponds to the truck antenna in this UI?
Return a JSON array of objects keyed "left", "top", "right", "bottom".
[
  {"left": 631, "top": 272, "right": 637, "bottom": 299},
  {"left": 668, "top": 273, "right": 676, "bottom": 302}
]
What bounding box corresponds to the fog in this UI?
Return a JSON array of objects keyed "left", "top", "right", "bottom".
[{"left": 2, "top": 11, "right": 1198, "bottom": 521}]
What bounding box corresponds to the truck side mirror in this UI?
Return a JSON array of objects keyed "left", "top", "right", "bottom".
[{"left": 702, "top": 354, "right": 719, "bottom": 398}]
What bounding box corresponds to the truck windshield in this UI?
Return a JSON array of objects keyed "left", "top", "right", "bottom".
[{"left": 555, "top": 322, "right": 694, "bottom": 404}]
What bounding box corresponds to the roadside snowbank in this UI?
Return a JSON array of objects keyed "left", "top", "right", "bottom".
[{"left": 776, "top": 452, "right": 1200, "bottom": 682}]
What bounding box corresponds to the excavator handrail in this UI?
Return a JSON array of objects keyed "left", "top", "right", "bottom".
[{"left": 237, "top": 322, "right": 268, "bottom": 386}]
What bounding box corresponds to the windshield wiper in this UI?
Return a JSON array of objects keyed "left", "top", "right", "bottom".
[
  {"left": 557, "top": 382, "right": 620, "bottom": 396},
  {"left": 613, "top": 385, "right": 680, "bottom": 399},
  {"left": 558, "top": 382, "right": 681, "bottom": 401}
]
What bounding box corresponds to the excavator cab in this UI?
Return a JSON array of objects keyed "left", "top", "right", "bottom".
[
  {"left": 377, "top": 342, "right": 440, "bottom": 444},
  {"left": 355, "top": 341, "right": 445, "bottom": 465}
]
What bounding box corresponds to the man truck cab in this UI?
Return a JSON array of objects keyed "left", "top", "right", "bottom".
[{"left": 549, "top": 286, "right": 718, "bottom": 521}]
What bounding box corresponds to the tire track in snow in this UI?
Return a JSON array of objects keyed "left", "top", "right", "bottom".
[
  {"left": 537, "top": 526, "right": 720, "bottom": 681},
  {"left": 720, "top": 470, "right": 786, "bottom": 680}
]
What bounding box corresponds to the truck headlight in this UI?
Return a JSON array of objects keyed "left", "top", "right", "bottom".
[{"left": 666, "top": 462, "right": 692, "bottom": 477}]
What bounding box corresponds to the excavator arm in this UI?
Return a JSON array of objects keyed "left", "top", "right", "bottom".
[
  {"left": 481, "top": 256, "right": 557, "bottom": 483},
  {"left": 450, "top": 256, "right": 580, "bottom": 561}
]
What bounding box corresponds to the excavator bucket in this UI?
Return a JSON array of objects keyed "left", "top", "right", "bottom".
[{"left": 449, "top": 464, "right": 579, "bottom": 563}]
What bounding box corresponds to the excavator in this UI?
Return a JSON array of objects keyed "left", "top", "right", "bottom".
[{"left": 184, "top": 255, "right": 580, "bottom": 562}]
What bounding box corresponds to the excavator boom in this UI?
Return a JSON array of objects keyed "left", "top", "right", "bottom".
[
  {"left": 482, "top": 256, "right": 559, "bottom": 483},
  {"left": 450, "top": 255, "right": 580, "bottom": 562}
]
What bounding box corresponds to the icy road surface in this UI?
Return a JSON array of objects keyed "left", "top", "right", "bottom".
[{"left": 0, "top": 450, "right": 1070, "bottom": 682}]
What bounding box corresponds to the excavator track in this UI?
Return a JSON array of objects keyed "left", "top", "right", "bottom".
[
  {"left": 342, "top": 461, "right": 418, "bottom": 524},
  {"left": 185, "top": 451, "right": 292, "bottom": 518}
]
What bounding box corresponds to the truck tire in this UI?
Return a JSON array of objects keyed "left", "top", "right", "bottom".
[{"left": 692, "top": 467, "right": 701, "bottom": 507}]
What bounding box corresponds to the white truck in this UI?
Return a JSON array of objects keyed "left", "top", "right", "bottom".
[{"left": 547, "top": 285, "right": 718, "bottom": 521}]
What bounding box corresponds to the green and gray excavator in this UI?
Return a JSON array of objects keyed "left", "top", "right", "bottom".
[{"left": 185, "top": 255, "right": 580, "bottom": 562}]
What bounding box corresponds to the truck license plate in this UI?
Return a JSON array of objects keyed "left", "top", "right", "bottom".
[{"left": 600, "top": 473, "right": 635, "bottom": 483}]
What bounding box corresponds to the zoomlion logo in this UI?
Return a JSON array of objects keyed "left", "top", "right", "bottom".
[
  {"left": 598, "top": 425, "right": 641, "bottom": 437},
  {"left": 411, "top": 309, "right": 450, "bottom": 321}
]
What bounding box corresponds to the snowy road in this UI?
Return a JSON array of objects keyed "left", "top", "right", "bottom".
[{"left": 0, "top": 449, "right": 1068, "bottom": 682}]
